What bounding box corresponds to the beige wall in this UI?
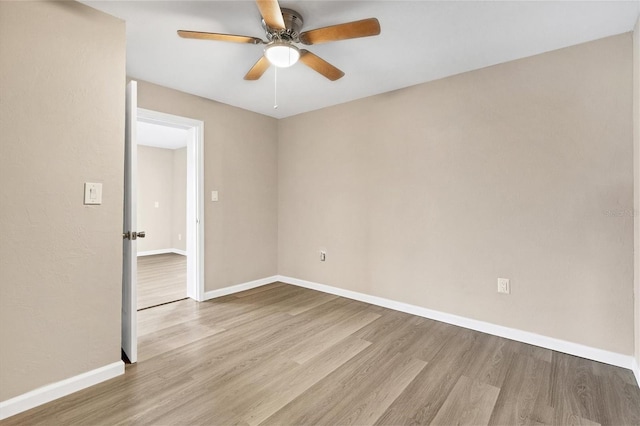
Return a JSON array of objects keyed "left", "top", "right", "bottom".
[
  {"left": 634, "top": 16, "right": 640, "bottom": 372},
  {"left": 137, "top": 145, "right": 174, "bottom": 252},
  {"left": 135, "top": 80, "right": 278, "bottom": 291},
  {"left": 279, "top": 34, "right": 634, "bottom": 355},
  {"left": 0, "top": 1, "right": 125, "bottom": 401},
  {"left": 137, "top": 145, "right": 187, "bottom": 253},
  {"left": 172, "top": 147, "right": 187, "bottom": 252}
]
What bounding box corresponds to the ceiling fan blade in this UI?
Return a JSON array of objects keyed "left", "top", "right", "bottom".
[
  {"left": 256, "top": 0, "right": 285, "bottom": 30},
  {"left": 299, "top": 18, "right": 381, "bottom": 45},
  {"left": 178, "top": 30, "right": 263, "bottom": 45},
  {"left": 299, "top": 50, "right": 345, "bottom": 81},
  {"left": 244, "top": 56, "right": 271, "bottom": 80}
]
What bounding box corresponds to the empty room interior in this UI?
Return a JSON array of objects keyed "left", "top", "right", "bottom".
[{"left": 1, "top": 0, "right": 640, "bottom": 425}]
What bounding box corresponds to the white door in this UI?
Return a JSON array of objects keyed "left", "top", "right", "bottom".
[{"left": 122, "top": 81, "right": 140, "bottom": 363}]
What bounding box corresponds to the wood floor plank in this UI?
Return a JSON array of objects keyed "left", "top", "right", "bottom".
[
  {"left": 261, "top": 316, "right": 441, "bottom": 426},
  {"left": 462, "top": 334, "right": 515, "bottom": 388},
  {"left": 352, "top": 308, "right": 417, "bottom": 342},
  {"left": 374, "top": 327, "right": 480, "bottom": 425},
  {"left": 508, "top": 340, "right": 554, "bottom": 364},
  {"left": 233, "top": 282, "right": 287, "bottom": 297},
  {"left": 138, "top": 294, "right": 252, "bottom": 337},
  {"left": 401, "top": 319, "right": 458, "bottom": 363},
  {"left": 488, "top": 352, "right": 552, "bottom": 425},
  {"left": 319, "top": 355, "right": 427, "bottom": 426},
  {"left": 551, "top": 414, "right": 601, "bottom": 426},
  {"left": 140, "top": 284, "right": 307, "bottom": 338},
  {"left": 137, "top": 253, "right": 186, "bottom": 309},
  {"left": 590, "top": 361, "right": 640, "bottom": 426},
  {"left": 550, "top": 352, "right": 605, "bottom": 425},
  {"left": 258, "top": 346, "right": 392, "bottom": 425},
  {"left": 284, "top": 291, "right": 340, "bottom": 316},
  {"left": 529, "top": 403, "right": 556, "bottom": 426},
  {"left": 22, "top": 364, "right": 194, "bottom": 426},
  {"left": 240, "top": 336, "right": 372, "bottom": 426},
  {"left": 138, "top": 298, "right": 208, "bottom": 336},
  {"left": 430, "top": 375, "right": 500, "bottom": 425},
  {"left": 281, "top": 309, "right": 380, "bottom": 364},
  {"left": 240, "top": 297, "right": 365, "bottom": 345},
  {"left": 138, "top": 321, "right": 225, "bottom": 362},
  {"left": 591, "top": 358, "right": 640, "bottom": 387},
  {"left": 140, "top": 353, "right": 300, "bottom": 426}
]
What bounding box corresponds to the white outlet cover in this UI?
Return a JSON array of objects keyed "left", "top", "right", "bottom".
[{"left": 497, "top": 278, "right": 510, "bottom": 294}]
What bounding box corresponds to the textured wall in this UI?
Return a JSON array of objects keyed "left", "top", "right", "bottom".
[
  {"left": 137, "top": 145, "right": 174, "bottom": 252},
  {"left": 137, "top": 145, "right": 187, "bottom": 253},
  {"left": 135, "top": 80, "right": 278, "bottom": 291},
  {"left": 0, "top": 1, "right": 125, "bottom": 400},
  {"left": 279, "top": 34, "right": 634, "bottom": 354}
]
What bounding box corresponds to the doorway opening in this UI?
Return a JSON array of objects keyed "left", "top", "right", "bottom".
[
  {"left": 137, "top": 108, "right": 205, "bottom": 305},
  {"left": 136, "top": 121, "right": 188, "bottom": 310}
]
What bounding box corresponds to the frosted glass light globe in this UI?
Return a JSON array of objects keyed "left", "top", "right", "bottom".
[{"left": 264, "top": 42, "right": 300, "bottom": 68}]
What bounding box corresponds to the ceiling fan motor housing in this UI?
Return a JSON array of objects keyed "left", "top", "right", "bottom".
[{"left": 263, "top": 8, "right": 304, "bottom": 42}]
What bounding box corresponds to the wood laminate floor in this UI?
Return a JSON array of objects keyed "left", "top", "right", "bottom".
[
  {"left": 137, "top": 253, "right": 187, "bottom": 310},
  {"left": 4, "top": 283, "right": 640, "bottom": 425}
]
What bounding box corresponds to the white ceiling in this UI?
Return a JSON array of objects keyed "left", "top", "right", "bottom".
[
  {"left": 137, "top": 121, "right": 188, "bottom": 149},
  {"left": 84, "top": 1, "right": 639, "bottom": 119}
]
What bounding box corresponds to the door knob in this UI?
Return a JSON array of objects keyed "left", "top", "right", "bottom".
[{"left": 122, "top": 231, "right": 146, "bottom": 240}]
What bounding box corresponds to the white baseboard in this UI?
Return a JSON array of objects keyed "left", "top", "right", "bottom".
[
  {"left": 277, "top": 275, "right": 636, "bottom": 372},
  {"left": 0, "top": 361, "right": 124, "bottom": 421},
  {"left": 137, "top": 248, "right": 186, "bottom": 257},
  {"left": 632, "top": 358, "right": 640, "bottom": 388},
  {"left": 203, "top": 275, "right": 280, "bottom": 300}
]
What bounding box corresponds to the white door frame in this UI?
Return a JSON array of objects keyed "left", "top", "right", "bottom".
[{"left": 137, "top": 108, "right": 205, "bottom": 301}]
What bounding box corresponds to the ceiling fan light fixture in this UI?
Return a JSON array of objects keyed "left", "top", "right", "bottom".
[{"left": 264, "top": 41, "right": 300, "bottom": 68}]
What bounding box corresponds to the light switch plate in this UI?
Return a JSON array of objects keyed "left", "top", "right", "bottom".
[{"left": 84, "top": 182, "right": 102, "bottom": 205}]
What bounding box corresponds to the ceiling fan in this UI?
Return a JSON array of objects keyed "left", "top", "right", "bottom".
[{"left": 177, "top": 0, "right": 381, "bottom": 81}]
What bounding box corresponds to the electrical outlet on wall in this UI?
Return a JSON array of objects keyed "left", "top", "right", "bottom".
[
  {"left": 497, "top": 278, "right": 510, "bottom": 294},
  {"left": 320, "top": 250, "right": 326, "bottom": 262}
]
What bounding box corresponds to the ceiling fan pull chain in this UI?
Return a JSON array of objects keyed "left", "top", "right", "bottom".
[{"left": 274, "top": 66, "right": 278, "bottom": 109}]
